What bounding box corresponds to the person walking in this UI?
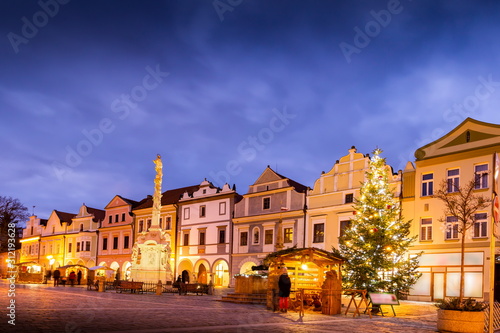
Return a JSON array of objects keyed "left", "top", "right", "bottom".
[
  {"left": 53, "top": 269, "right": 61, "bottom": 286},
  {"left": 77, "top": 270, "right": 82, "bottom": 285},
  {"left": 69, "top": 271, "right": 77, "bottom": 287},
  {"left": 278, "top": 267, "right": 291, "bottom": 313}
]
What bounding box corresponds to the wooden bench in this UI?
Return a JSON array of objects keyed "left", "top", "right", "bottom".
[
  {"left": 179, "top": 283, "right": 207, "bottom": 295},
  {"left": 116, "top": 281, "right": 144, "bottom": 293}
]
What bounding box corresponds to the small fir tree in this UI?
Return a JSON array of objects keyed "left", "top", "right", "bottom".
[{"left": 337, "top": 149, "right": 421, "bottom": 296}]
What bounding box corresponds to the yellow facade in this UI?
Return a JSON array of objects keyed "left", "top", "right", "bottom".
[
  {"left": 307, "top": 147, "right": 401, "bottom": 251},
  {"left": 404, "top": 118, "right": 500, "bottom": 301}
]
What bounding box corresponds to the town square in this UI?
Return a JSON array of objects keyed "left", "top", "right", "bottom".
[{"left": 2, "top": 1, "right": 500, "bottom": 332}]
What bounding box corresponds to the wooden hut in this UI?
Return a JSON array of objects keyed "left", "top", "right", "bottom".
[{"left": 263, "top": 247, "right": 344, "bottom": 315}]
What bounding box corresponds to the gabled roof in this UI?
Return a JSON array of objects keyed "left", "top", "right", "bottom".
[
  {"left": 104, "top": 195, "right": 142, "bottom": 210},
  {"left": 415, "top": 117, "right": 500, "bottom": 160},
  {"left": 252, "top": 166, "right": 308, "bottom": 193},
  {"left": 134, "top": 185, "right": 200, "bottom": 210},
  {"left": 86, "top": 207, "right": 105, "bottom": 222},
  {"left": 54, "top": 210, "right": 76, "bottom": 225}
]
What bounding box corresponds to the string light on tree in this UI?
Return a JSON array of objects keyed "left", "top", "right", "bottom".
[{"left": 334, "top": 148, "right": 422, "bottom": 296}]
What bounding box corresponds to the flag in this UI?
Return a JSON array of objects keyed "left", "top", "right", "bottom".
[{"left": 494, "top": 195, "right": 500, "bottom": 239}]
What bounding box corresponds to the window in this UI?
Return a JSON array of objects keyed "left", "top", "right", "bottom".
[
  {"left": 420, "top": 218, "right": 432, "bottom": 241},
  {"left": 115, "top": 214, "right": 119, "bottom": 223},
  {"left": 124, "top": 235, "right": 130, "bottom": 249},
  {"left": 165, "top": 217, "right": 171, "bottom": 230},
  {"left": 263, "top": 197, "right": 271, "bottom": 210},
  {"left": 103, "top": 238, "right": 108, "bottom": 250},
  {"left": 284, "top": 228, "right": 293, "bottom": 243},
  {"left": 265, "top": 229, "right": 273, "bottom": 244},
  {"left": 68, "top": 243, "right": 72, "bottom": 253},
  {"left": 52, "top": 226, "right": 55, "bottom": 234},
  {"left": 138, "top": 220, "right": 143, "bottom": 233},
  {"left": 76, "top": 242, "right": 80, "bottom": 252},
  {"left": 253, "top": 228, "right": 260, "bottom": 244},
  {"left": 109, "top": 216, "right": 113, "bottom": 224},
  {"left": 184, "top": 233, "right": 189, "bottom": 246},
  {"left": 345, "top": 193, "right": 354, "bottom": 204},
  {"left": 313, "top": 223, "right": 325, "bottom": 243},
  {"left": 240, "top": 231, "right": 248, "bottom": 246},
  {"left": 340, "top": 220, "right": 351, "bottom": 237},
  {"left": 445, "top": 216, "right": 459, "bottom": 240},
  {"left": 159, "top": 218, "right": 162, "bottom": 229},
  {"left": 147, "top": 219, "right": 151, "bottom": 231},
  {"left": 184, "top": 207, "right": 190, "bottom": 220},
  {"left": 473, "top": 213, "right": 487, "bottom": 238},
  {"left": 200, "top": 205, "right": 206, "bottom": 218},
  {"left": 122, "top": 213, "right": 126, "bottom": 221},
  {"left": 421, "top": 173, "right": 434, "bottom": 196},
  {"left": 219, "top": 202, "right": 226, "bottom": 215},
  {"left": 447, "top": 169, "right": 460, "bottom": 193},
  {"left": 113, "top": 237, "right": 119, "bottom": 250},
  {"left": 219, "top": 229, "right": 226, "bottom": 244},
  {"left": 199, "top": 231, "right": 206, "bottom": 245},
  {"left": 474, "top": 164, "right": 488, "bottom": 189},
  {"left": 85, "top": 241, "right": 91, "bottom": 251},
  {"left": 31, "top": 226, "right": 34, "bottom": 235},
  {"left": 80, "top": 224, "right": 84, "bottom": 232}
]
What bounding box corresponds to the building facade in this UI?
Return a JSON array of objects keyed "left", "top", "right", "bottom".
[
  {"left": 404, "top": 118, "right": 500, "bottom": 301},
  {"left": 307, "top": 147, "right": 402, "bottom": 251},
  {"left": 231, "top": 167, "right": 307, "bottom": 284},
  {"left": 177, "top": 180, "right": 240, "bottom": 286}
]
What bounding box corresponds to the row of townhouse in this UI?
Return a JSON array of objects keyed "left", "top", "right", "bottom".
[{"left": 18, "top": 118, "right": 500, "bottom": 301}]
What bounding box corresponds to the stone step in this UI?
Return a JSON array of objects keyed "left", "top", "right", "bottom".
[{"left": 219, "top": 292, "right": 267, "bottom": 304}]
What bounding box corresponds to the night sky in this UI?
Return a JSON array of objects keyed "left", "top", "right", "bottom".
[{"left": 2, "top": 0, "right": 500, "bottom": 219}]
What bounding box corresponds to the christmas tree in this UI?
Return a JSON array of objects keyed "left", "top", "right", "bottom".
[{"left": 336, "top": 149, "right": 421, "bottom": 296}]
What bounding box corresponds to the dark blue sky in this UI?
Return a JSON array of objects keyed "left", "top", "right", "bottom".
[{"left": 2, "top": 0, "right": 500, "bottom": 218}]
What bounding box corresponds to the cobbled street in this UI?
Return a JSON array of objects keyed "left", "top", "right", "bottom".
[{"left": 1, "top": 280, "right": 439, "bottom": 333}]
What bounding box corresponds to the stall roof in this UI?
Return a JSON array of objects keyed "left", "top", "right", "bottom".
[
  {"left": 89, "top": 265, "right": 115, "bottom": 271},
  {"left": 264, "top": 247, "right": 344, "bottom": 266},
  {"left": 59, "top": 264, "right": 88, "bottom": 270}
]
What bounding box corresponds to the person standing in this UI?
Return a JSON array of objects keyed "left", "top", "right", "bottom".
[
  {"left": 77, "top": 270, "right": 82, "bottom": 285},
  {"left": 278, "top": 267, "right": 291, "bottom": 313},
  {"left": 53, "top": 269, "right": 61, "bottom": 287},
  {"left": 69, "top": 271, "right": 77, "bottom": 287}
]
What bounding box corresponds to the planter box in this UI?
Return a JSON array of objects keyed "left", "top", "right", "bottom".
[{"left": 437, "top": 309, "right": 485, "bottom": 333}]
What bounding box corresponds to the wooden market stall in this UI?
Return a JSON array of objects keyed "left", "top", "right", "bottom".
[{"left": 263, "top": 247, "right": 344, "bottom": 315}]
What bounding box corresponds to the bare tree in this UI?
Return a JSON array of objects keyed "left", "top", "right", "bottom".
[
  {"left": 0, "top": 196, "right": 29, "bottom": 252},
  {"left": 433, "top": 179, "right": 491, "bottom": 302}
]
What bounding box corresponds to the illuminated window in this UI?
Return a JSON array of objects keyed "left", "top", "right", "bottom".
[
  {"left": 473, "top": 213, "right": 487, "bottom": 238},
  {"left": 340, "top": 220, "right": 351, "bottom": 237},
  {"left": 420, "top": 218, "right": 432, "bottom": 241},
  {"left": 421, "top": 173, "right": 434, "bottom": 196},
  {"left": 445, "top": 216, "right": 459, "bottom": 240},
  {"left": 447, "top": 169, "right": 460, "bottom": 193},
  {"left": 313, "top": 223, "right": 324, "bottom": 243},
  {"left": 474, "top": 164, "right": 488, "bottom": 189},
  {"left": 284, "top": 228, "right": 293, "bottom": 243}
]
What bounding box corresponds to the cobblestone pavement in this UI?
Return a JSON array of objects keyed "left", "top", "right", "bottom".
[{"left": 0, "top": 280, "right": 439, "bottom": 333}]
